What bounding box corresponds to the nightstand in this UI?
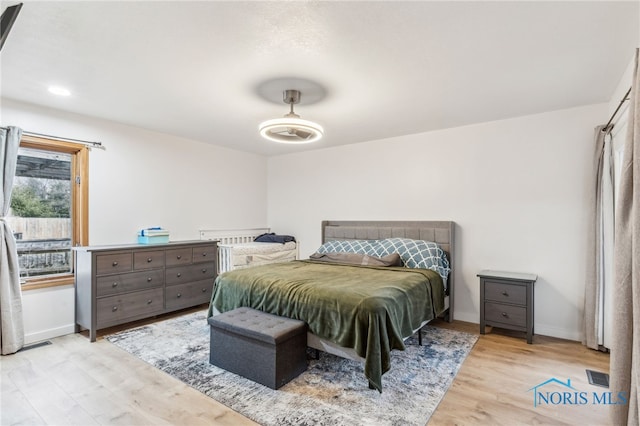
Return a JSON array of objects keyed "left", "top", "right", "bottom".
[{"left": 478, "top": 270, "right": 537, "bottom": 344}]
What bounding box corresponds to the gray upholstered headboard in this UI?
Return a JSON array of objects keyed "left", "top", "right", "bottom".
[{"left": 321, "top": 220, "right": 455, "bottom": 321}]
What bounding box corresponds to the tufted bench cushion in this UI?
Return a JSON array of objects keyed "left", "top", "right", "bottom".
[{"left": 208, "top": 307, "right": 307, "bottom": 389}]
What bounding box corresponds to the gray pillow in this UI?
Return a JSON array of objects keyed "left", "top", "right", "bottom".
[{"left": 309, "top": 252, "right": 402, "bottom": 267}]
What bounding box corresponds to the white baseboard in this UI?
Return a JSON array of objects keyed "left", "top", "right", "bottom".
[
  {"left": 451, "top": 311, "right": 478, "bottom": 324},
  {"left": 24, "top": 324, "right": 76, "bottom": 345},
  {"left": 534, "top": 324, "right": 581, "bottom": 342},
  {"left": 452, "top": 310, "right": 581, "bottom": 342}
]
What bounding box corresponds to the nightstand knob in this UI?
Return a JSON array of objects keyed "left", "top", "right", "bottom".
[
  {"left": 177, "top": 255, "right": 182, "bottom": 260},
  {"left": 147, "top": 277, "right": 152, "bottom": 282},
  {"left": 501, "top": 312, "right": 508, "bottom": 318},
  {"left": 112, "top": 282, "right": 118, "bottom": 287},
  {"left": 177, "top": 293, "right": 182, "bottom": 298},
  {"left": 147, "top": 299, "right": 152, "bottom": 304},
  {"left": 501, "top": 291, "right": 509, "bottom": 296},
  {"left": 147, "top": 258, "right": 152, "bottom": 263},
  {"left": 202, "top": 288, "right": 207, "bottom": 292},
  {"left": 201, "top": 268, "right": 207, "bottom": 273},
  {"left": 112, "top": 261, "right": 118, "bottom": 267},
  {"left": 112, "top": 306, "right": 118, "bottom": 312}
]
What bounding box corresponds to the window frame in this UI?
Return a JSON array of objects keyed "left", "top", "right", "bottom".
[{"left": 16, "top": 134, "right": 89, "bottom": 290}]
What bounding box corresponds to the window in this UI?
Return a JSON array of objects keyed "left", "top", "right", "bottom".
[{"left": 6, "top": 134, "right": 89, "bottom": 289}]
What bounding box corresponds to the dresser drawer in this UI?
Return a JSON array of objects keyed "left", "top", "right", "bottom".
[
  {"left": 165, "top": 247, "right": 193, "bottom": 267},
  {"left": 484, "top": 281, "right": 526, "bottom": 305},
  {"left": 133, "top": 250, "right": 165, "bottom": 270},
  {"left": 484, "top": 302, "right": 527, "bottom": 329},
  {"left": 166, "top": 262, "right": 216, "bottom": 285},
  {"left": 96, "top": 253, "right": 132, "bottom": 275},
  {"left": 96, "top": 288, "right": 164, "bottom": 328},
  {"left": 96, "top": 269, "right": 164, "bottom": 297},
  {"left": 165, "top": 280, "right": 213, "bottom": 311},
  {"left": 192, "top": 245, "right": 217, "bottom": 263}
]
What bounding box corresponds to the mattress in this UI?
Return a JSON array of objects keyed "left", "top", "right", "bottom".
[{"left": 218, "top": 241, "right": 297, "bottom": 273}]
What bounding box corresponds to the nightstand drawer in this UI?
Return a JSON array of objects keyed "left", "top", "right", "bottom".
[
  {"left": 484, "top": 281, "right": 526, "bottom": 305},
  {"left": 484, "top": 302, "right": 527, "bottom": 328}
]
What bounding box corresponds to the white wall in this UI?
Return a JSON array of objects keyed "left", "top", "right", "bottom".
[
  {"left": 267, "top": 103, "right": 608, "bottom": 341},
  {"left": 2, "top": 98, "right": 268, "bottom": 343},
  {"left": 0, "top": 96, "right": 616, "bottom": 343}
]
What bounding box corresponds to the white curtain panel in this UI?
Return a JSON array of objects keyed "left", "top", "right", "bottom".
[
  {"left": 584, "top": 125, "right": 615, "bottom": 350},
  {"left": 611, "top": 48, "right": 640, "bottom": 426},
  {"left": 0, "top": 126, "right": 24, "bottom": 355}
]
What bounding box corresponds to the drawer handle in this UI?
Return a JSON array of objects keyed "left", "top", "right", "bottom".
[
  {"left": 177, "top": 255, "right": 182, "bottom": 260},
  {"left": 501, "top": 312, "right": 509, "bottom": 318},
  {"left": 177, "top": 273, "right": 182, "bottom": 278},
  {"left": 112, "top": 306, "right": 118, "bottom": 312},
  {"left": 201, "top": 252, "right": 207, "bottom": 257},
  {"left": 202, "top": 288, "right": 206, "bottom": 292},
  {"left": 201, "top": 268, "right": 207, "bottom": 273},
  {"left": 112, "top": 282, "right": 118, "bottom": 288},
  {"left": 177, "top": 293, "right": 182, "bottom": 298},
  {"left": 147, "top": 258, "right": 153, "bottom": 263},
  {"left": 147, "top": 277, "right": 153, "bottom": 282},
  {"left": 112, "top": 261, "right": 118, "bottom": 267},
  {"left": 147, "top": 299, "right": 152, "bottom": 304},
  {"left": 501, "top": 291, "right": 509, "bottom": 297}
]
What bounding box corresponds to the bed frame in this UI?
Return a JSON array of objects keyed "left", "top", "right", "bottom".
[{"left": 307, "top": 220, "right": 455, "bottom": 361}]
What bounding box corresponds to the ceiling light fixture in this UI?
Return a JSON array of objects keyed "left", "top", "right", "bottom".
[
  {"left": 259, "top": 90, "right": 323, "bottom": 144},
  {"left": 48, "top": 86, "right": 71, "bottom": 96}
]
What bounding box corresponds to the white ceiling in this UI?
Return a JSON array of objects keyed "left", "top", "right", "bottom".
[{"left": 1, "top": 1, "right": 638, "bottom": 156}]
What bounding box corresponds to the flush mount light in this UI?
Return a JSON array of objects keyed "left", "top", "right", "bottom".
[
  {"left": 48, "top": 86, "right": 71, "bottom": 96},
  {"left": 259, "top": 90, "right": 323, "bottom": 144}
]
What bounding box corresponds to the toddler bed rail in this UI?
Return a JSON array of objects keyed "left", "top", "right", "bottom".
[{"left": 199, "top": 228, "right": 298, "bottom": 274}]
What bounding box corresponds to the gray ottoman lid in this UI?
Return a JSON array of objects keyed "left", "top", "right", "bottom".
[{"left": 208, "top": 307, "right": 307, "bottom": 345}]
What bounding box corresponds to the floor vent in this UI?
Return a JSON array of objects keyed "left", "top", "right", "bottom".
[
  {"left": 18, "top": 341, "right": 52, "bottom": 352},
  {"left": 586, "top": 369, "right": 609, "bottom": 388}
]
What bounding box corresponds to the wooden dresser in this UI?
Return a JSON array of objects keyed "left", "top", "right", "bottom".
[
  {"left": 478, "top": 270, "right": 537, "bottom": 344},
  {"left": 74, "top": 240, "right": 217, "bottom": 341}
]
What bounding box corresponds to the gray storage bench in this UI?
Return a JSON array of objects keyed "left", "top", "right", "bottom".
[{"left": 208, "top": 307, "right": 307, "bottom": 389}]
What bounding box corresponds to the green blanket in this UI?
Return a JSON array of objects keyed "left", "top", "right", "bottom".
[{"left": 208, "top": 260, "right": 445, "bottom": 392}]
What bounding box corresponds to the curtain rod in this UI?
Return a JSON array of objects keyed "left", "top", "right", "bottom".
[
  {"left": 603, "top": 86, "right": 632, "bottom": 133},
  {"left": 1, "top": 127, "right": 105, "bottom": 149}
]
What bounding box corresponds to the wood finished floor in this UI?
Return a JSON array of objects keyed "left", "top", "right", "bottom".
[{"left": 1, "top": 310, "right": 610, "bottom": 426}]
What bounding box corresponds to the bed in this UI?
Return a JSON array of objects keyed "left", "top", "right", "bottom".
[
  {"left": 200, "top": 228, "right": 298, "bottom": 274},
  {"left": 208, "top": 220, "right": 455, "bottom": 392}
]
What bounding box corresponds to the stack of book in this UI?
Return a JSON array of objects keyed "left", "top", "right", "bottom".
[{"left": 138, "top": 227, "right": 170, "bottom": 244}]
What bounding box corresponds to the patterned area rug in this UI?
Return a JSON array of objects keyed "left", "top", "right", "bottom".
[{"left": 106, "top": 310, "right": 477, "bottom": 426}]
